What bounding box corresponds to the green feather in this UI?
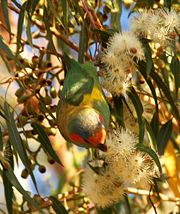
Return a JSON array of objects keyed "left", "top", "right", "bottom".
[
  {"left": 60, "top": 57, "right": 110, "bottom": 128},
  {"left": 61, "top": 58, "right": 94, "bottom": 105}
]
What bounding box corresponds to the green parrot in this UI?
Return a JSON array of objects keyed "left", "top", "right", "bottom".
[{"left": 57, "top": 57, "right": 110, "bottom": 151}]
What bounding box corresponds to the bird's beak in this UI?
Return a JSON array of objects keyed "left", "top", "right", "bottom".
[{"left": 87, "top": 128, "right": 107, "bottom": 151}]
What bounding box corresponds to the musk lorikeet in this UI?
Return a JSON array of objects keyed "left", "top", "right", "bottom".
[{"left": 57, "top": 57, "right": 110, "bottom": 151}]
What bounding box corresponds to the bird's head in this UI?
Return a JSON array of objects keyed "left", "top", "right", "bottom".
[{"left": 67, "top": 107, "right": 107, "bottom": 151}]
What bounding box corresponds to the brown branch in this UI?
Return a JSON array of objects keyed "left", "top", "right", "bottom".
[{"left": 125, "top": 187, "right": 180, "bottom": 203}]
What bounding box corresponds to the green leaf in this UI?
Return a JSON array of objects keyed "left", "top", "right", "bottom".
[
  {"left": 78, "top": 22, "right": 86, "bottom": 63},
  {"left": 0, "top": 37, "right": 24, "bottom": 68},
  {"left": 150, "top": 112, "right": 159, "bottom": 138},
  {"left": 16, "top": 2, "right": 27, "bottom": 56},
  {"left": 49, "top": 196, "right": 68, "bottom": 214},
  {"left": 43, "top": 6, "right": 60, "bottom": 61},
  {"left": 150, "top": 70, "right": 180, "bottom": 121},
  {"left": 4, "top": 167, "right": 38, "bottom": 208},
  {"left": 127, "top": 87, "right": 145, "bottom": 143},
  {"left": 145, "top": 119, "right": 158, "bottom": 152},
  {"left": 97, "top": 207, "right": 113, "bottom": 214},
  {"left": 113, "top": 96, "right": 125, "bottom": 127},
  {"left": 157, "top": 119, "right": 172, "bottom": 155},
  {"left": 61, "top": 0, "right": 68, "bottom": 28},
  {"left": 170, "top": 56, "right": 179, "bottom": 98},
  {"left": 32, "top": 122, "right": 62, "bottom": 165},
  {"left": 3, "top": 102, "right": 38, "bottom": 192},
  {"left": 2, "top": 170, "right": 13, "bottom": 214},
  {"left": 1, "top": 0, "right": 11, "bottom": 38},
  {"left": 25, "top": 12, "right": 33, "bottom": 48},
  {"left": 164, "top": 0, "right": 172, "bottom": 10},
  {"left": 138, "top": 61, "right": 159, "bottom": 113},
  {"left": 31, "top": 0, "right": 40, "bottom": 15},
  {"left": 136, "top": 144, "right": 162, "bottom": 174},
  {"left": 0, "top": 128, "right": 3, "bottom": 151},
  {"left": 142, "top": 39, "right": 153, "bottom": 76},
  {"left": 47, "top": 0, "right": 64, "bottom": 27},
  {"left": 110, "top": 0, "right": 122, "bottom": 31}
]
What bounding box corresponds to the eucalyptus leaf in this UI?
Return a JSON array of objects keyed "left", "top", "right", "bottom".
[
  {"left": 2, "top": 170, "right": 13, "bottom": 214},
  {"left": 0, "top": 37, "right": 24, "bottom": 68},
  {"left": 150, "top": 70, "right": 180, "bottom": 121},
  {"left": 0, "top": 127, "right": 3, "bottom": 151},
  {"left": 78, "top": 22, "right": 86, "bottom": 63},
  {"left": 32, "top": 122, "right": 62, "bottom": 165},
  {"left": 157, "top": 119, "right": 172, "bottom": 155},
  {"left": 16, "top": 2, "right": 27, "bottom": 56},
  {"left": 3, "top": 102, "right": 38, "bottom": 192},
  {"left": 170, "top": 56, "right": 179, "bottom": 98},
  {"left": 49, "top": 196, "right": 68, "bottom": 214},
  {"left": 43, "top": 6, "right": 60, "bottom": 61},
  {"left": 127, "top": 87, "right": 145, "bottom": 143},
  {"left": 142, "top": 39, "right": 153, "bottom": 76}
]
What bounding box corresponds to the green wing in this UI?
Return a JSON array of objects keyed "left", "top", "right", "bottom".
[
  {"left": 61, "top": 58, "right": 94, "bottom": 105},
  {"left": 81, "top": 62, "right": 110, "bottom": 129}
]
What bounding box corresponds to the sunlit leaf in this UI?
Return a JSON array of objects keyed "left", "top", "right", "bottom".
[
  {"left": 32, "top": 122, "right": 62, "bottom": 165},
  {"left": 49, "top": 196, "right": 68, "bottom": 214},
  {"left": 136, "top": 144, "right": 162, "bottom": 174},
  {"left": 157, "top": 119, "right": 172, "bottom": 155}
]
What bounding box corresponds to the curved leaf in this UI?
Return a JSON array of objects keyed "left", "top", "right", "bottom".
[
  {"left": 49, "top": 196, "right": 68, "bottom": 214},
  {"left": 4, "top": 167, "right": 38, "bottom": 208},
  {"left": 141, "top": 39, "right": 153, "bottom": 76},
  {"left": 127, "top": 87, "right": 145, "bottom": 143},
  {"left": 2, "top": 170, "right": 13, "bottom": 214},
  {"left": 157, "top": 119, "right": 172, "bottom": 155},
  {"left": 3, "top": 102, "right": 38, "bottom": 192},
  {"left": 32, "top": 122, "right": 62, "bottom": 165},
  {"left": 136, "top": 144, "right": 162, "bottom": 174},
  {"left": 150, "top": 70, "right": 180, "bottom": 121},
  {"left": 16, "top": 2, "right": 27, "bottom": 56}
]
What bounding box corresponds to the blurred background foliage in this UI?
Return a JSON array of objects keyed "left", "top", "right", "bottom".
[{"left": 0, "top": 0, "right": 179, "bottom": 213}]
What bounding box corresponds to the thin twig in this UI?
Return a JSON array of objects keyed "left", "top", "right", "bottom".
[
  {"left": 125, "top": 187, "right": 180, "bottom": 203},
  {"left": 7, "top": 2, "right": 92, "bottom": 60}
]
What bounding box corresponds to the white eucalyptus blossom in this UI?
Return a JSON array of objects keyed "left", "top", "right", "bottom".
[
  {"left": 130, "top": 8, "right": 180, "bottom": 46},
  {"left": 82, "top": 167, "right": 124, "bottom": 208},
  {"left": 101, "top": 31, "right": 144, "bottom": 96}
]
